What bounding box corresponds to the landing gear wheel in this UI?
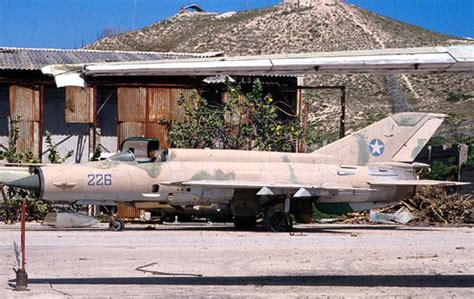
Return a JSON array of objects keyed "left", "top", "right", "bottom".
[
  {"left": 109, "top": 218, "right": 125, "bottom": 231},
  {"left": 265, "top": 211, "right": 293, "bottom": 232},
  {"left": 233, "top": 216, "right": 257, "bottom": 230}
]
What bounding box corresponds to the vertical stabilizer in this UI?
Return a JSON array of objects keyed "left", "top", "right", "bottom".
[{"left": 313, "top": 112, "right": 446, "bottom": 165}]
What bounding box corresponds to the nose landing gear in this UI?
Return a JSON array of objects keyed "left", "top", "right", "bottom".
[{"left": 109, "top": 217, "right": 125, "bottom": 231}]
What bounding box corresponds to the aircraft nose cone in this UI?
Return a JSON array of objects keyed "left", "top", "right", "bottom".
[{"left": 6, "top": 174, "right": 40, "bottom": 193}]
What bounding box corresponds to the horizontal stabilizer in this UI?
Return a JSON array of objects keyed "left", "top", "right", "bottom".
[{"left": 368, "top": 179, "right": 470, "bottom": 187}]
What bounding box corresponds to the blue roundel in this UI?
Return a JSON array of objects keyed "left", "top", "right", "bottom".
[{"left": 368, "top": 139, "right": 385, "bottom": 157}]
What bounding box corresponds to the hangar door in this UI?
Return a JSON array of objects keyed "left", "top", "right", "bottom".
[{"left": 117, "top": 87, "right": 193, "bottom": 148}]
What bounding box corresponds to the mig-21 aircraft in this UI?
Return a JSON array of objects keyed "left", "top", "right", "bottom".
[{"left": 3, "top": 112, "right": 469, "bottom": 231}]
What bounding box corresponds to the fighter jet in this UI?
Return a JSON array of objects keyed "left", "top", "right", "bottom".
[{"left": 4, "top": 112, "right": 468, "bottom": 231}]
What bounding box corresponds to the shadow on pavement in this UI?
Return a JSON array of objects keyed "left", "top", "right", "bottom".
[
  {"left": 4, "top": 223, "right": 442, "bottom": 234},
  {"left": 23, "top": 275, "right": 474, "bottom": 288}
]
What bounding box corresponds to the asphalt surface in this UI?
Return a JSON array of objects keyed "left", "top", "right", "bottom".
[{"left": 0, "top": 222, "right": 473, "bottom": 298}]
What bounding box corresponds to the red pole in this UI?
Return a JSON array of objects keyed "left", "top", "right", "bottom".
[
  {"left": 14, "top": 197, "right": 29, "bottom": 291},
  {"left": 20, "top": 198, "right": 26, "bottom": 270}
]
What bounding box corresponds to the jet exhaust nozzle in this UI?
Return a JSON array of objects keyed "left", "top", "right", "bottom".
[{"left": 6, "top": 174, "right": 41, "bottom": 193}]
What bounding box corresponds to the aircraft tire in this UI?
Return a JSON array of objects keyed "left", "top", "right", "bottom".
[
  {"left": 109, "top": 218, "right": 125, "bottom": 231},
  {"left": 294, "top": 213, "right": 312, "bottom": 224},
  {"left": 265, "top": 211, "right": 293, "bottom": 232},
  {"left": 233, "top": 216, "right": 257, "bottom": 230}
]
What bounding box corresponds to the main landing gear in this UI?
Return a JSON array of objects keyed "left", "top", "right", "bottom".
[
  {"left": 263, "top": 195, "right": 293, "bottom": 232},
  {"left": 264, "top": 211, "right": 293, "bottom": 232}
]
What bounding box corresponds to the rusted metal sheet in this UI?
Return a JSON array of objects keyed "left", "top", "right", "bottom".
[
  {"left": 117, "top": 87, "right": 146, "bottom": 122},
  {"left": 146, "top": 88, "right": 196, "bottom": 147},
  {"left": 148, "top": 87, "right": 196, "bottom": 122},
  {"left": 16, "top": 121, "right": 39, "bottom": 154},
  {"left": 171, "top": 88, "right": 195, "bottom": 122},
  {"left": 147, "top": 88, "right": 172, "bottom": 148},
  {"left": 65, "top": 87, "right": 94, "bottom": 123},
  {"left": 146, "top": 122, "right": 169, "bottom": 148},
  {"left": 9, "top": 85, "right": 40, "bottom": 121},
  {"left": 116, "top": 202, "right": 141, "bottom": 219},
  {"left": 117, "top": 87, "right": 196, "bottom": 147},
  {"left": 148, "top": 88, "right": 172, "bottom": 123},
  {"left": 118, "top": 122, "right": 145, "bottom": 144}
]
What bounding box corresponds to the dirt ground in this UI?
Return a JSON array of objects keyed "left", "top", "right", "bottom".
[{"left": 0, "top": 222, "right": 473, "bottom": 298}]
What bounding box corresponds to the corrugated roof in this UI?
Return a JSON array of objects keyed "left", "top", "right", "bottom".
[{"left": 0, "top": 47, "right": 223, "bottom": 71}]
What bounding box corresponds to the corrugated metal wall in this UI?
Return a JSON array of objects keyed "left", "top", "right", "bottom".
[
  {"left": 65, "top": 87, "right": 94, "bottom": 123},
  {"left": 118, "top": 122, "right": 145, "bottom": 143},
  {"left": 117, "top": 87, "right": 146, "bottom": 122},
  {"left": 9, "top": 85, "right": 40, "bottom": 154},
  {"left": 117, "top": 87, "right": 196, "bottom": 148}
]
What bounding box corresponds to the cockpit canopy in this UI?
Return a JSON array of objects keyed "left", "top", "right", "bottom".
[{"left": 109, "top": 137, "right": 166, "bottom": 163}]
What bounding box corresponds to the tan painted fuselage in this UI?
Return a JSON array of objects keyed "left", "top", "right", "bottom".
[
  {"left": 5, "top": 112, "right": 461, "bottom": 222},
  {"left": 39, "top": 159, "right": 416, "bottom": 209}
]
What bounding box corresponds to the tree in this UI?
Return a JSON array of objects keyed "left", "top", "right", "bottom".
[{"left": 169, "top": 80, "right": 314, "bottom": 152}]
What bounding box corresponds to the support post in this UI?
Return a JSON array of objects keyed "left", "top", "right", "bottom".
[
  {"left": 339, "top": 86, "right": 346, "bottom": 139},
  {"left": 14, "top": 197, "right": 29, "bottom": 291}
]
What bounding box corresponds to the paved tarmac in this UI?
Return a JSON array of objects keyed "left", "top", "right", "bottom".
[{"left": 0, "top": 222, "right": 473, "bottom": 298}]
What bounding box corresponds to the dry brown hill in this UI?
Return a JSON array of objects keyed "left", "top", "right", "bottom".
[{"left": 87, "top": 0, "right": 474, "bottom": 138}]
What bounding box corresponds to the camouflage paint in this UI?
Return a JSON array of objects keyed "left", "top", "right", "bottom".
[
  {"left": 191, "top": 169, "right": 236, "bottom": 181},
  {"left": 411, "top": 138, "right": 428, "bottom": 160},
  {"left": 4, "top": 112, "right": 455, "bottom": 225},
  {"left": 167, "top": 150, "right": 176, "bottom": 161},
  {"left": 287, "top": 163, "right": 298, "bottom": 183},
  {"left": 355, "top": 133, "right": 369, "bottom": 166},
  {"left": 92, "top": 160, "right": 121, "bottom": 169},
  {"left": 137, "top": 163, "right": 162, "bottom": 178},
  {"left": 391, "top": 113, "right": 423, "bottom": 126}
]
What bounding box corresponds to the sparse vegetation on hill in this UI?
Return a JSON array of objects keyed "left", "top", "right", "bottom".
[{"left": 87, "top": 1, "right": 473, "bottom": 138}]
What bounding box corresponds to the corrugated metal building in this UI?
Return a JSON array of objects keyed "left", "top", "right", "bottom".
[{"left": 0, "top": 47, "right": 299, "bottom": 163}]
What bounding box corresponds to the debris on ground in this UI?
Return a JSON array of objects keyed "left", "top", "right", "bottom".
[
  {"left": 403, "top": 187, "right": 473, "bottom": 224},
  {"left": 341, "top": 187, "right": 472, "bottom": 225},
  {"left": 369, "top": 207, "right": 414, "bottom": 224}
]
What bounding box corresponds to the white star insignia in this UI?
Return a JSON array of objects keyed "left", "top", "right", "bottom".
[{"left": 369, "top": 140, "right": 384, "bottom": 156}]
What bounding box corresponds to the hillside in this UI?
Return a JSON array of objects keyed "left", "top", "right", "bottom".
[{"left": 87, "top": 0, "right": 474, "bottom": 139}]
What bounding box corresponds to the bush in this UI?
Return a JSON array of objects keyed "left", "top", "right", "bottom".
[{"left": 169, "top": 80, "right": 315, "bottom": 152}]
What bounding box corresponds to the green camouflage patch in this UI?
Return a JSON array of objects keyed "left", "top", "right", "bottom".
[{"left": 191, "top": 169, "right": 236, "bottom": 181}]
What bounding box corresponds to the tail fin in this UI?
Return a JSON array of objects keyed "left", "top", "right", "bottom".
[{"left": 313, "top": 112, "right": 446, "bottom": 166}]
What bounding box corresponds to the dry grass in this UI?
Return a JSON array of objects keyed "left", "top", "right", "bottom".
[
  {"left": 342, "top": 187, "right": 473, "bottom": 225},
  {"left": 403, "top": 187, "right": 473, "bottom": 224}
]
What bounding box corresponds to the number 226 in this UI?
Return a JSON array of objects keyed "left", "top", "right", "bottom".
[{"left": 87, "top": 174, "right": 112, "bottom": 186}]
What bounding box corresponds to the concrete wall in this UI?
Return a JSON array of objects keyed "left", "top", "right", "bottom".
[
  {"left": 96, "top": 88, "right": 119, "bottom": 154},
  {"left": 42, "top": 87, "right": 90, "bottom": 164}
]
